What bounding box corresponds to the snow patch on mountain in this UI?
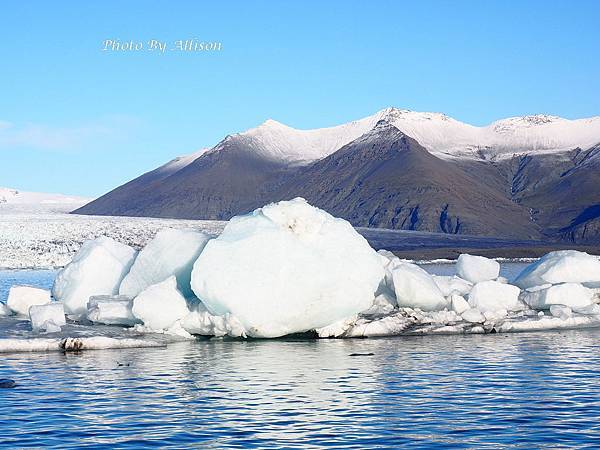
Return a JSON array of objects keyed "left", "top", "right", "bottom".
[
  {"left": 192, "top": 108, "right": 600, "bottom": 164},
  {"left": 153, "top": 148, "right": 209, "bottom": 176},
  {"left": 367, "top": 109, "right": 600, "bottom": 159},
  {"left": 206, "top": 110, "right": 394, "bottom": 165}
]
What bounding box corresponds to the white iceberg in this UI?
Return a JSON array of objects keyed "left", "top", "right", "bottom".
[
  {"left": 52, "top": 236, "right": 137, "bottom": 316},
  {"left": 191, "top": 198, "right": 384, "bottom": 338},
  {"left": 468, "top": 280, "right": 521, "bottom": 313},
  {"left": 131, "top": 276, "right": 190, "bottom": 331},
  {"left": 522, "top": 283, "right": 595, "bottom": 310},
  {"left": 29, "top": 303, "right": 66, "bottom": 332},
  {"left": 119, "top": 228, "right": 211, "bottom": 299},
  {"left": 513, "top": 250, "right": 600, "bottom": 289},
  {"left": 392, "top": 263, "right": 447, "bottom": 311},
  {"left": 456, "top": 254, "right": 500, "bottom": 284},
  {"left": 87, "top": 295, "right": 139, "bottom": 326},
  {"left": 7, "top": 286, "right": 51, "bottom": 316}
]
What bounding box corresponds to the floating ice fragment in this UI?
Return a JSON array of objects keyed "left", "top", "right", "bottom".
[
  {"left": 468, "top": 280, "right": 521, "bottom": 313},
  {"left": 29, "top": 303, "right": 66, "bottom": 332},
  {"left": 52, "top": 236, "right": 137, "bottom": 316},
  {"left": 131, "top": 276, "right": 190, "bottom": 331},
  {"left": 7, "top": 286, "right": 51, "bottom": 316},
  {"left": 513, "top": 250, "right": 600, "bottom": 289},
  {"left": 522, "top": 283, "right": 594, "bottom": 310},
  {"left": 456, "top": 254, "right": 500, "bottom": 284},
  {"left": 119, "top": 228, "right": 211, "bottom": 299},
  {"left": 87, "top": 295, "right": 139, "bottom": 326},
  {"left": 392, "top": 263, "right": 447, "bottom": 311},
  {"left": 450, "top": 294, "right": 470, "bottom": 315}
]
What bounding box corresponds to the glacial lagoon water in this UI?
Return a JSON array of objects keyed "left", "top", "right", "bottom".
[{"left": 2, "top": 264, "right": 600, "bottom": 448}]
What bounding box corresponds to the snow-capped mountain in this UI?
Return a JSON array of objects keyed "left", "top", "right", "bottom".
[
  {"left": 75, "top": 108, "right": 600, "bottom": 243},
  {"left": 191, "top": 108, "right": 600, "bottom": 165},
  {"left": 206, "top": 111, "right": 392, "bottom": 165},
  {"left": 0, "top": 187, "right": 90, "bottom": 213}
]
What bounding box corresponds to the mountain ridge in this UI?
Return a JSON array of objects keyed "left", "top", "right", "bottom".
[{"left": 73, "top": 108, "right": 600, "bottom": 243}]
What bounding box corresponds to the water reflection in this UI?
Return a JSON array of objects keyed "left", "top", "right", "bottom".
[{"left": 2, "top": 331, "right": 600, "bottom": 448}]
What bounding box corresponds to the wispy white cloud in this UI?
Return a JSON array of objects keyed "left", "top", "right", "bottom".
[{"left": 0, "top": 115, "right": 142, "bottom": 151}]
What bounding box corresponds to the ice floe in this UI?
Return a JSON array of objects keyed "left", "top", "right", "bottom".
[
  {"left": 2, "top": 198, "right": 600, "bottom": 350},
  {"left": 7, "top": 286, "right": 51, "bottom": 316},
  {"left": 0, "top": 337, "right": 166, "bottom": 353},
  {"left": 29, "top": 303, "right": 66, "bottom": 332}
]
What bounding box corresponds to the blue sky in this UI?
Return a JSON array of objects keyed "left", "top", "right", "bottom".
[{"left": 1, "top": 0, "right": 599, "bottom": 197}]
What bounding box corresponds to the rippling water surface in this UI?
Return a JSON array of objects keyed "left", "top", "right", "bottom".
[{"left": 2, "top": 266, "right": 600, "bottom": 448}]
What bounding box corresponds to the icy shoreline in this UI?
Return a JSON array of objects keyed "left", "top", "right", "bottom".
[
  {"left": 0, "top": 212, "right": 226, "bottom": 269},
  {"left": 0, "top": 212, "right": 548, "bottom": 270}
]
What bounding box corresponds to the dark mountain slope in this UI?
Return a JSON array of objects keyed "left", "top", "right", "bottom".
[
  {"left": 271, "top": 121, "right": 541, "bottom": 239},
  {"left": 516, "top": 144, "right": 600, "bottom": 243},
  {"left": 74, "top": 140, "right": 289, "bottom": 220}
]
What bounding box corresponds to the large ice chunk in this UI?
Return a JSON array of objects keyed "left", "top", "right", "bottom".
[
  {"left": 513, "top": 250, "right": 600, "bottom": 289},
  {"left": 522, "top": 283, "right": 595, "bottom": 310},
  {"left": 119, "top": 228, "right": 211, "bottom": 299},
  {"left": 131, "top": 276, "right": 190, "bottom": 331},
  {"left": 87, "top": 295, "right": 139, "bottom": 326},
  {"left": 191, "top": 198, "right": 384, "bottom": 338},
  {"left": 52, "top": 237, "right": 137, "bottom": 316},
  {"left": 29, "top": 303, "right": 66, "bottom": 332},
  {"left": 392, "top": 263, "right": 447, "bottom": 311},
  {"left": 468, "top": 280, "right": 521, "bottom": 313},
  {"left": 456, "top": 254, "right": 500, "bottom": 284},
  {"left": 7, "top": 286, "right": 51, "bottom": 316}
]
